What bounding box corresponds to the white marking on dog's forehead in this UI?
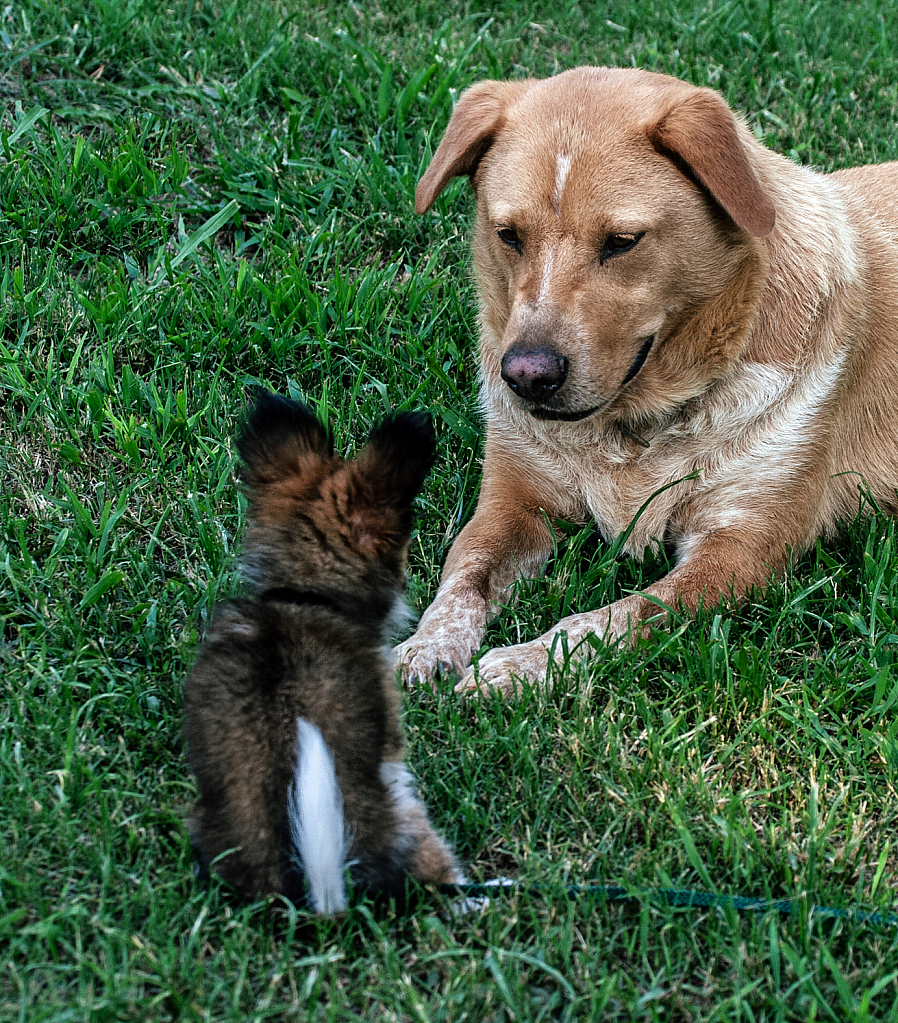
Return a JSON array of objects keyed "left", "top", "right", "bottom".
[{"left": 552, "top": 153, "right": 572, "bottom": 216}]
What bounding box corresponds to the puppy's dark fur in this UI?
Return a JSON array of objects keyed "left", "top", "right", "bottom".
[{"left": 184, "top": 393, "right": 463, "bottom": 912}]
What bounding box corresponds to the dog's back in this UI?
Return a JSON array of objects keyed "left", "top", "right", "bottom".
[{"left": 184, "top": 394, "right": 462, "bottom": 910}]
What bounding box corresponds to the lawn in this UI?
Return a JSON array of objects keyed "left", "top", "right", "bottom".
[{"left": 3, "top": 0, "right": 898, "bottom": 1018}]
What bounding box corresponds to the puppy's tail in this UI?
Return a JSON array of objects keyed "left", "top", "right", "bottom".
[{"left": 287, "top": 719, "right": 349, "bottom": 914}]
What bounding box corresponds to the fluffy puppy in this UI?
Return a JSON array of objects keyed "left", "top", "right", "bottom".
[
  {"left": 396, "top": 66, "right": 898, "bottom": 695},
  {"left": 184, "top": 393, "right": 463, "bottom": 913}
]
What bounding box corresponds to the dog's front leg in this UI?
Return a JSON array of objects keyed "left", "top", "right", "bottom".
[
  {"left": 453, "top": 593, "right": 658, "bottom": 697},
  {"left": 456, "top": 526, "right": 786, "bottom": 696},
  {"left": 395, "top": 491, "right": 556, "bottom": 686}
]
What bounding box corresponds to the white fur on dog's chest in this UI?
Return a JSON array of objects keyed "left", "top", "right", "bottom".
[{"left": 493, "top": 350, "right": 849, "bottom": 560}]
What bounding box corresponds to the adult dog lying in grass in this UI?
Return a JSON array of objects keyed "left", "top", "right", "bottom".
[
  {"left": 396, "top": 66, "right": 898, "bottom": 696},
  {"left": 185, "top": 393, "right": 463, "bottom": 912}
]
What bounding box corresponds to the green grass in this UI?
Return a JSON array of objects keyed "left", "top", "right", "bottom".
[{"left": 3, "top": 0, "right": 898, "bottom": 1018}]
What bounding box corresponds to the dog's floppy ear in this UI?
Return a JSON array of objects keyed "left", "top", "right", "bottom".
[
  {"left": 647, "top": 89, "right": 776, "bottom": 237},
  {"left": 415, "top": 79, "right": 533, "bottom": 214},
  {"left": 347, "top": 412, "right": 437, "bottom": 554},
  {"left": 237, "top": 391, "right": 335, "bottom": 491}
]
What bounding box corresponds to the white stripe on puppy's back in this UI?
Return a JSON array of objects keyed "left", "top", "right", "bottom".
[{"left": 288, "top": 719, "right": 349, "bottom": 914}]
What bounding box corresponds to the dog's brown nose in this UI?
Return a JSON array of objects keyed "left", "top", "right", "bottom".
[{"left": 500, "top": 346, "right": 569, "bottom": 401}]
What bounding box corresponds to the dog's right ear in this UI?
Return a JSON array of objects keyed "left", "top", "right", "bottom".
[
  {"left": 415, "top": 79, "right": 533, "bottom": 214},
  {"left": 237, "top": 392, "right": 335, "bottom": 491}
]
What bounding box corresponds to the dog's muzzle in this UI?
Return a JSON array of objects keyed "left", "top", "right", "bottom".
[{"left": 528, "top": 334, "right": 656, "bottom": 423}]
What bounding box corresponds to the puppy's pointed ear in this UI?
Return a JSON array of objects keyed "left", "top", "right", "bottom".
[
  {"left": 347, "top": 412, "right": 437, "bottom": 555},
  {"left": 356, "top": 412, "right": 437, "bottom": 507},
  {"left": 647, "top": 89, "right": 776, "bottom": 237},
  {"left": 416, "top": 79, "right": 534, "bottom": 214},
  {"left": 237, "top": 392, "right": 335, "bottom": 492}
]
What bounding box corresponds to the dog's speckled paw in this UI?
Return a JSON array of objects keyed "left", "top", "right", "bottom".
[
  {"left": 394, "top": 587, "right": 488, "bottom": 688},
  {"left": 394, "top": 635, "right": 469, "bottom": 689},
  {"left": 454, "top": 641, "right": 552, "bottom": 698}
]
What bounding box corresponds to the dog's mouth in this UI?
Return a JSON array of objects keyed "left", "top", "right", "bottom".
[
  {"left": 620, "top": 334, "right": 656, "bottom": 387},
  {"left": 530, "top": 404, "right": 602, "bottom": 422},
  {"left": 527, "top": 334, "right": 657, "bottom": 423}
]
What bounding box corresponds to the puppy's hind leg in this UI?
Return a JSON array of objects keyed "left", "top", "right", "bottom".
[
  {"left": 187, "top": 813, "right": 211, "bottom": 884},
  {"left": 288, "top": 719, "right": 351, "bottom": 914},
  {"left": 379, "top": 761, "right": 464, "bottom": 885}
]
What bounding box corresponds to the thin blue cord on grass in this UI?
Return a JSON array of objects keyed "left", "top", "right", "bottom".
[{"left": 440, "top": 882, "right": 898, "bottom": 928}]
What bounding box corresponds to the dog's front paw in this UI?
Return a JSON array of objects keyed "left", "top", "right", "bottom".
[
  {"left": 394, "top": 589, "right": 488, "bottom": 688},
  {"left": 455, "top": 640, "right": 552, "bottom": 698},
  {"left": 394, "top": 630, "right": 474, "bottom": 688}
]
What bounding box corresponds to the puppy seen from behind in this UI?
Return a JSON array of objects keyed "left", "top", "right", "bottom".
[{"left": 184, "top": 392, "right": 463, "bottom": 913}]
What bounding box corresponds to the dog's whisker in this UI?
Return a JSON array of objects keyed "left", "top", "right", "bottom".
[{"left": 617, "top": 423, "right": 651, "bottom": 448}]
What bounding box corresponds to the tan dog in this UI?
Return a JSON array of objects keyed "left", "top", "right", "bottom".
[{"left": 396, "top": 66, "right": 898, "bottom": 696}]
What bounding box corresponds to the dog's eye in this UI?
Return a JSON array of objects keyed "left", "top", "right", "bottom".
[
  {"left": 600, "top": 232, "right": 645, "bottom": 264},
  {"left": 497, "top": 227, "right": 522, "bottom": 252}
]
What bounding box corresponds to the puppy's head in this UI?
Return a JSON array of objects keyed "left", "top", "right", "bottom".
[
  {"left": 237, "top": 392, "right": 436, "bottom": 602},
  {"left": 417, "top": 67, "right": 775, "bottom": 427}
]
